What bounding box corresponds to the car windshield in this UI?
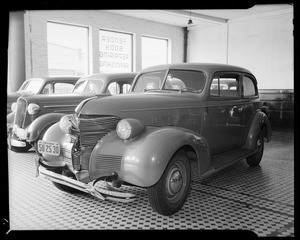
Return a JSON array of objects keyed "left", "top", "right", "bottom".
[
  {"left": 132, "top": 69, "right": 206, "bottom": 93},
  {"left": 72, "top": 79, "right": 104, "bottom": 94},
  {"left": 18, "top": 79, "right": 44, "bottom": 94},
  {"left": 132, "top": 70, "right": 167, "bottom": 92}
]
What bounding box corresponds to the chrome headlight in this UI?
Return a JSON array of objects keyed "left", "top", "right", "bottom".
[
  {"left": 27, "top": 103, "right": 40, "bottom": 115},
  {"left": 59, "top": 115, "right": 79, "bottom": 134},
  {"left": 11, "top": 102, "right": 17, "bottom": 113},
  {"left": 116, "top": 118, "right": 146, "bottom": 140}
]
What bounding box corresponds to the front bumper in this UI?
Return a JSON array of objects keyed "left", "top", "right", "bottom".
[{"left": 34, "top": 155, "right": 136, "bottom": 203}]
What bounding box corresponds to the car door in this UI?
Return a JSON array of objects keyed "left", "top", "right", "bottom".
[{"left": 202, "top": 72, "right": 245, "bottom": 155}]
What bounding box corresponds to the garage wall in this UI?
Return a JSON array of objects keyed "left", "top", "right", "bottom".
[
  {"left": 187, "top": 10, "right": 294, "bottom": 128},
  {"left": 188, "top": 10, "right": 293, "bottom": 89},
  {"left": 23, "top": 10, "right": 184, "bottom": 81}
]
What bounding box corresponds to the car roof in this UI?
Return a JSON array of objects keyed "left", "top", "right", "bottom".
[
  {"left": 139, "top": 63, "right": 253, "bottom": 75},
  {"left": 77, "top": 72, "right": 137, "bottom": 82},
  {"left": 29, "top": 76, "right": 81, "bottom": 82}
]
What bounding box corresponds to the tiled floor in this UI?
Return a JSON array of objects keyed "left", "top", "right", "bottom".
[{"left": 7, "top": 129, "right": 294, "bottom": 236}]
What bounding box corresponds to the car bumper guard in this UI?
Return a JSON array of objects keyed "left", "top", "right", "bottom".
[{"left": 34, "top": 156, "right": 136, "bottom": 203}]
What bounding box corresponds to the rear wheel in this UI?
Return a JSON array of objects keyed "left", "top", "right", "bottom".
[
  {"left": 147, "top": 150, "right": 191, "bottom": 216},
  {"left": 246, "top": 128, "right": 264, "bottom": 166}
]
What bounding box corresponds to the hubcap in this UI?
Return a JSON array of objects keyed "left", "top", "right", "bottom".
[{"left": 166, "top": 164, "right": 184, "bottom": 200}]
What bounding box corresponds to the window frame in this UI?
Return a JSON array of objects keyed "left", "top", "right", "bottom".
[
  {"left": 99, "top": 28, "right": 133, "bottom": 73},
  {"left": 47, "top": 21, "right": 90, "bottom": 76},
  {"left": 209, "top": 72, "right": 242, "bottom": 100},
  {"left": 141, "top": 35, "right": 170, "bottom": 69},
  {"left": 242, "top": 73, "right": 259, "bottom": 99}
]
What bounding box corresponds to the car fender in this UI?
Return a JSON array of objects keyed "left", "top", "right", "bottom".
[
  {"left": 26, "top": 113, "right": 65, "bottom": 142},
  {"left": 244, "top": 110, "right": 271, "bottom": 150},
  {"left": 89, "top": 126, "right": 211, "bottom": 187}
]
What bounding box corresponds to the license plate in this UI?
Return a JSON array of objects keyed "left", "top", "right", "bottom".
[{"left": 37, "top": 140, "right": 60, "bottom": 156}]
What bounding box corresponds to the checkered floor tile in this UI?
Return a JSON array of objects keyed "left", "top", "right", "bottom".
[{"left": 6, "top": 130, "right": 294, "bottom": 236}]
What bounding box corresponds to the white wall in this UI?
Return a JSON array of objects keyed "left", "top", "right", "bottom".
[
  {"left": 187, "top": 10, "right": 293, "bottom": 90},
  {"left": 23, "top": 10, "right": 184, "bottom": 80}
]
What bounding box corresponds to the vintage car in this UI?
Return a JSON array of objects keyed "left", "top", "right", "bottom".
[
  {"left": 7, "top": 76, "right": 80, "bottom": 114},
  {"left": 30, "top": 63, "right": 271, "bottom": 216},
  {"left": 7, "top": 73, "right": 136, "bottom": 152}
]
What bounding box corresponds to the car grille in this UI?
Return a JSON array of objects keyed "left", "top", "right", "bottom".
[
  {"left": 14, "top": 98, "right": 27, "bottom": 128},
  {"left": 77, "top": 115, "right": 121, "bottom": 171},
  {"left": 78, "top": 115, "right": 120, "bottom": 150}
]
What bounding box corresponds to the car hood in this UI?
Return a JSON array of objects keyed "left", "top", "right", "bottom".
[{"left": 76, "top": 91, "right": 203, "bottom": 125}]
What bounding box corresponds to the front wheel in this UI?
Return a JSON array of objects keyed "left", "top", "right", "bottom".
[
  {"left": 246, "top": 128, "right": 265, "bottom": 166},
  {"left": 147, "top": 150, "right": 191, "bottom": 216}
]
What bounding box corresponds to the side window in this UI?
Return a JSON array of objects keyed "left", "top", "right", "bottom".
[
  {"left": 243, "top": 75, "right": 257, "bottom": 97},
  {"left": 122, "top": 84, "right": 131, "bottom": 93},
  {"left": 41, "top": 83, "right": 52, "bottom": 94},
  {"left": 53, "top": 83, "right": 75, "bottom": 94},
  {"left": 107, "top": 82, "right": 120, "bottom": 95},
  {"left": 210, "top": 74, "right": 240, "bottom": 98}
]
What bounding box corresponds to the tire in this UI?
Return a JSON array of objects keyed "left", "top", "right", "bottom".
[
  {"left": 9, "top": 141, "right": 32, "bottom": 153},
  {"left": 246, "top": 128, "right": 264, "bottom": 166},
  {"left": 52, "top": 169, "right": 81, "bottom": 194},
  {"left": 147, "top": 150, "right": 191, "bottom": 216}
]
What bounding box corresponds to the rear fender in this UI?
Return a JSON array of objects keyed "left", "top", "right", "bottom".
[
  {"left": 244, "top": 110, "right": 271, "bottom": 150},
  {"left": 89, "top": 126, "right": 211, "bottom": 187},
  {"left": 26, "top": 113, "right": 65, "bottom": 142}
]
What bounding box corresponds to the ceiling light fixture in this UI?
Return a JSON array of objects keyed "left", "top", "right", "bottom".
[{"left": 188, "top": 10, "right": 193, "bottom": 25}]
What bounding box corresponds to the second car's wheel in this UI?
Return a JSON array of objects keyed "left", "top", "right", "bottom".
[
  {"left": 246, "top": 128, "right": 265, "bottom": 166},
  {"left": 52, "top": 169, "right": 81, "bottom": 194},
  {"left": 147, "top": 149, "right": 191, "bottom": 216}
]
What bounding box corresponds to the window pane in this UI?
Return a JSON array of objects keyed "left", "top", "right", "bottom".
[
  {"left": 132, "top": 70, "right": 167, "bottom": 92},
  {"left": 47, "top": 22, "right": 89, "bottom": 76},
  {"left": 243, "top": 76, "right": 256, "bottom": 97},
  {"left": 163, "top": 70, "right": 205, "bottom": 93},
  {"left": 142, "top": 36, "right": 168, "bottom": 69},
  {"left": 99, "top": 30, "right": 132, "bottom": 73},
  {"left": 54, "top": 83, "right": 75, "bottom": 94},
  {"left": 210, "top": 75, "right": 240, "bottom": 98}
]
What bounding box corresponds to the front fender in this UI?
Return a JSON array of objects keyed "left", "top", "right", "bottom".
[
  {"left": 244, "top": 110, "right": 271, "bottom": 150},
  {"left": 89, "top": 126, "right": 210, "bottom": 187},
  {"left": 26, "top": 113, "right": 65, "bottom": 142}
]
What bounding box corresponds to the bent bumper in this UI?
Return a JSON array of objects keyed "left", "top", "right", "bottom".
[{"left": 34, "top": 156, "right": 136, "bottom": 203}]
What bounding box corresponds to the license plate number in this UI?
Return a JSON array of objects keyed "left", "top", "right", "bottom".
[{"left": 38, "top": 140, "right": 60, "bottom": 156}]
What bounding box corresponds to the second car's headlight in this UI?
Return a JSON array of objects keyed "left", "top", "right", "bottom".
[
  {"left": 59, "top": 114, "right": 79, "bottom": 134},
  {"left": 60, "top": 115, "right": 73, "bottom": 134},
  {"left": 116, "top": 118, "right": 146, "bottom": 140},
  {"left": 27, "top": 103, "right": 40, "bottom": 115}
]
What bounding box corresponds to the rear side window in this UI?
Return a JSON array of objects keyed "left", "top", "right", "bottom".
[
  {"left": 54, "top": 83, "right": 75, "bottom": 94},
  {"left": 210, "top": 74, "right": 240, "bottom": 98},
  {"left": 243, "top": 75, "right": 257, "bottom": 97}
]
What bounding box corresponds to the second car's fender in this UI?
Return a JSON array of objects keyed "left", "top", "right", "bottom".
[
  {"left": 89, "top": 126, "right": 211, "bottom": 187},
  {"left": 26, "top": 113, "right": 65, "bottom": 142}
]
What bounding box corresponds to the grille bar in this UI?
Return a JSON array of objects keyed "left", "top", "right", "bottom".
[
  {"left": 78, "top": 116, "right": 120, "bottom": 150},
  {"left": 96, "top": 154, "right": 122, "bottom": 171}
]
